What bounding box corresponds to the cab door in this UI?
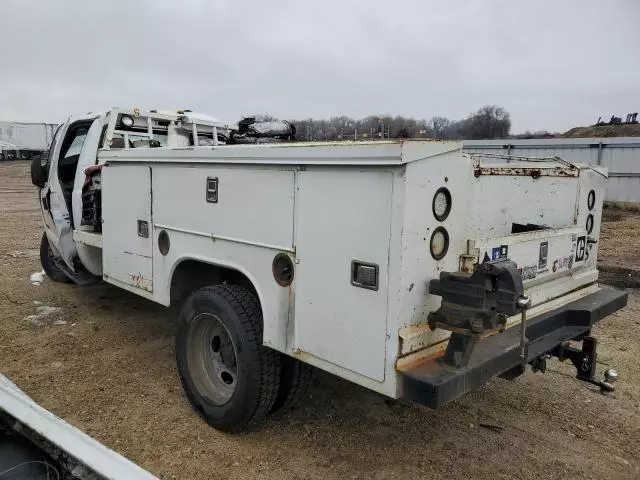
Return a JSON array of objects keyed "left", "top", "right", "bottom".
[
  {"left": 41, "top": 119, "right": 73, "bottom": 267},
  {"left": 41, "top": 118, "right": 95, "bottom": 270}
]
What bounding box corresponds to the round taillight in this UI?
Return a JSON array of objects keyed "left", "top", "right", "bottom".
[
  {"left": 586, "top": 214, "right": 594, "bottom": 234},
  {"left": 587, "top": 190, "right": 595, "bottom": 210},
  {"left": 432, "top": 187, "right": 452, "bottom": 222},
  {"left": 430, "top": 227, "right": 449, "bottom": 260}
]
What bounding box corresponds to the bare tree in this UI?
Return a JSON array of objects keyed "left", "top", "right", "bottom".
[
  {"left": 290, "top": 105, "right": 511, "bottom": 141},
  {"left": 429, "top": 116, "right": 452, "bottom": 139},
  {"left": 460, "top": 105, "right": 511, "bottom": 139}
]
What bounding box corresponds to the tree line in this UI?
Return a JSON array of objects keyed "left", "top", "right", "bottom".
[{"left": 257, "top": 105, "right": 511, "bottom": 141}]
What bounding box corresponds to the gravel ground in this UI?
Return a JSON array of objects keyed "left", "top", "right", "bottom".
[
  {"left": 600, "top": 208, "right": 640, "bottom": 270},
  {"left": 1, "top": 160, "right": 639, "bottom": 480}
]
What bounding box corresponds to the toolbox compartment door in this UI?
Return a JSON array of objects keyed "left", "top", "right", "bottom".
[
  {"left": 293, "top": 169, "right": 393, "bottom": 382},
  {"left": 101, "top": 165, "right": 154, "bottom": 294}
]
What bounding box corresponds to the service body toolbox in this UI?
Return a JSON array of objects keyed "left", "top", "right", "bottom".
[{"left": 33, "top": 109, "right": 627, "bottom": 431}]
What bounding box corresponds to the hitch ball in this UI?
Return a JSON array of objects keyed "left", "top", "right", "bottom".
[
  {"left": 517, "top": 295, "right": 531, "bottom": 309},
  {"left": 604, "top": 368, "right": 618, "bottom": 384}
]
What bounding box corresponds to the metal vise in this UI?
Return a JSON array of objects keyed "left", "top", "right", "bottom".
[{"left": 428, "top": 258, "right": 525, "bottom": 335}]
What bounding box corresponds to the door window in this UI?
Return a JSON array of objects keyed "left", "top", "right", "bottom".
[
  {"left": 58, "top": 123, "right": 91, "bottom": 186},
  {"left": 62, "top": 130, "right": 88, "bottom": 159}
]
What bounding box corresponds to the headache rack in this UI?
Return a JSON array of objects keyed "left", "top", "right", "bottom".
[
  {"left": 101, "top": 108, "right": 237, "bottom": 150},
  {"left": 101, "top": 108, "right": 297, "bottom": 151}
]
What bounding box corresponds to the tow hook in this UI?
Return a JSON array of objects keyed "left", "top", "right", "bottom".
[{"left": 545, "top": 336, "right": 618, "bottom": 393}]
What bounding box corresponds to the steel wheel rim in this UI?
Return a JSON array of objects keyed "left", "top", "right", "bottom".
[{"left": 186, "top": 313, "right": 238, "bottom": 405}]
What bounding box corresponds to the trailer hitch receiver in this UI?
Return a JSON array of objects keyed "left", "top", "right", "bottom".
[{"left": 552, "top": 336, "right": 618, "bottom": 393}]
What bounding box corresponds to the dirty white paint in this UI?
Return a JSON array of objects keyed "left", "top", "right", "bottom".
[
  {"left": 72, "top": 115, "right": 106, "bottom": 277},
  {"left": 101, "top": 165, "right": 154, "bottom": 293},
  {"left": 72, "top": 230, "right": 103, "bottom": 249},
  {"left": 467, "top": 175, "right": 578, "bottom": 239},
  {"left": 153, "top": 166, "right": 296, "bottom": 250},
  {"left": 294, "top": 169, "right": 393, "bottom": 382}
]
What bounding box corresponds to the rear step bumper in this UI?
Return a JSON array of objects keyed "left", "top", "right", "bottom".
[{"left": 402, "top": 285, "right": 628, "bottom": 408}]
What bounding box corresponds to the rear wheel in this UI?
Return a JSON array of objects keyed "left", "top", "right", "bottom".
[
  {"left": 176, "top": 284, "right": 280, "bottom": 432},
  {"left": 39, "top": 233, "right": 71, "bottom": 283},
  {"left": 270, "top": 356, "right": 313, "bottom": 416}
]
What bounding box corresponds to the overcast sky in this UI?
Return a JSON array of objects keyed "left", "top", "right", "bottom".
[{"left": 1, "top": 0, "right": 638, "bottom": 133}]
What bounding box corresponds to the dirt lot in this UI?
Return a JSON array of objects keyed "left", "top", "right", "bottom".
[{"left": 1, "top": 161, "right": 639, "bottom": 480}]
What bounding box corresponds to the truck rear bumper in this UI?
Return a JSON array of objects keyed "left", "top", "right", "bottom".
[{"left": 401, "top": 285, "right": 628, "bottom": 408}]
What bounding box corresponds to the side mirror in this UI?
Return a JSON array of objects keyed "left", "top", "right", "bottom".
[{"left": 31, "top": 155, "right": 48, "bottom": 188}]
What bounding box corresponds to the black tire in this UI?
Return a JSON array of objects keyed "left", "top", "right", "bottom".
[
  {"left": 176, "top": 284, "right": 280, "bottom": 432},
  {"left": 39, "top": 233, "right": 71, "bottom": 283},
  {"left": 270, "top": 356, "right": 313, "bottom": 416}
]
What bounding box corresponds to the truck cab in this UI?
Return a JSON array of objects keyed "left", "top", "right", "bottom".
[{"left": 31, "top": 109, "right": 233, "bottom": 283}]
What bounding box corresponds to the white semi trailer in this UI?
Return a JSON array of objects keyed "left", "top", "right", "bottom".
[{"left": 30, "top": 108, "right": 627, "bottom": 432}]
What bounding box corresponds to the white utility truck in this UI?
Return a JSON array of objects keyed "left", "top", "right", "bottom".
[{"left": 31, "top": 108, "right": 627, "bottom": 431}]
